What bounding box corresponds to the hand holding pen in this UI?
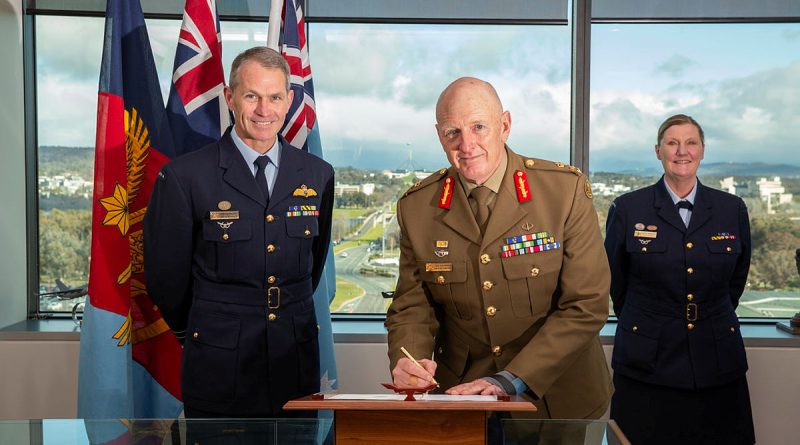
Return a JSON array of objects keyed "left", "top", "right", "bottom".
[{"left": 391, "top": 346, "right": 439, "bottom": 389}]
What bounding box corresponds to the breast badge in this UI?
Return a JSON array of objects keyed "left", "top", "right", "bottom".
[
  {"left": 287, "top": 205, "right": 319, "bottom": 217},
  {"left": 425, "top": 262, "right": 453, "bottom": 272},
  {"left": 210, "top": 204, "right": 239, "bottom": 238},
  {"left": 711, "top": 232, "right": 737, "bottom": 240},
  {"left": 501, "top": 231, "right": 560, "bottom": 258},
  {"left": 210, "top": 210, "right": 240, "bottom": 220},
  {"left": 217, "top": 221, "right": 233, "bottom": 240},
  {"left": 293, "top": 184, "right": 318, "bottom": 198},
  {"left": 434, "top": 240, "right": 449, "bottom": 257},
  {"left": 633, "top": 223, "right": 658, "bottom": 239}
]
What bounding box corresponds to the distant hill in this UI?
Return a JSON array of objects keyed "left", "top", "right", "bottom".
[
  {"left": 699, "top": 162, "right": 800, "bottom": 177},
  {"left": 40, "top": 145, "right": 800, "bottom": 180},
  {"left": 39, "top": 146, "right": 93, "bottom": 180},
  {"left": 608, "top": 162, "right": 800, "bottom": 177}
]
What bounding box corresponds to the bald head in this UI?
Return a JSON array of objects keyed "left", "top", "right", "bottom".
[
  {"left": 436, "top": 77, "right": 504, "bottom": 124},
  {"left": 435, "top": 77, "right": 511, "bottom": 184}
]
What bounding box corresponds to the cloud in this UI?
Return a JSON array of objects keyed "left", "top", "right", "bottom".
[
  {"left": 35, "top": 18, "right": 800, "bottom": 171},
  {"left": 781, "top": 28, "right": 800, "bottom": 41},
  {"left": 653, "top": 54, "right": 695, "bottom": 79},
  {"left": 310, "top": 24, "right": 571, "bottom": 112},
  {"left": 591, "top": 59, "right": 800, "bottom": 168},
  {"left": 36, "top": 17, "right": 105, "bottom": 80},
  {"left": 38, "top": 77, "right": 98, "bottom": 147}
]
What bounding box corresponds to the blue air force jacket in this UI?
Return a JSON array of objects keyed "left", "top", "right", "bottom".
[
  {"left": 604, "top": 177, "right": 751, "bottom": 390},
  {"left": 143, "top": 130, "right": 334, "bottom": 415}
]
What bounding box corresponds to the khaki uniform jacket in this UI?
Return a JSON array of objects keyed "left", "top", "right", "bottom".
[{"left": 386, "top": 147, "right": 612, "bottom": 418}]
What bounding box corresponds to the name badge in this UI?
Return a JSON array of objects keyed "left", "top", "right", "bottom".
[
  {"left": 210, "top": 210, "right": 240, "bottom": 220},
  {"left": 425, "top": 263, "right": 453, "bottom": 272},
  {"left": 633, "top": 230, "right": 657, "bottom": 239}
]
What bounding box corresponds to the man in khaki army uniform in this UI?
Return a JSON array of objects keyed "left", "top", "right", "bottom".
[{"left": 386, "top": 77, "right": 612, "bottom": 419}]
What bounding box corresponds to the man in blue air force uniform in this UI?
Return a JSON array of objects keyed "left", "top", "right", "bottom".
[{"left": 144, "top": 47, "right": 334, "bottom": 418}]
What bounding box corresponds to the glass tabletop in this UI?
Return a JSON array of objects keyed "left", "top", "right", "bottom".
[{"left": 0, "top": 418, "right": 628, "bottom": 445}]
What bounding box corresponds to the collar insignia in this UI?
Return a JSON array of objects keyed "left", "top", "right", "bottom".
[
  {"left": 514, "top": 170, "right": 532, "bottom": 203},
  {"left": 438, "top": 176, "right": 454, "bottom": 209}
]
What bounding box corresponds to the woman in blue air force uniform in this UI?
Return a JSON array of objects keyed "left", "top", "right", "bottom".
[{"left": 604, "top": 114, "right": 755, "bottom": 444}]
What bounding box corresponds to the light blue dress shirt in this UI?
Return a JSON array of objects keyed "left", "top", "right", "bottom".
[
  {"left": 663, "top": 178, "right": 697, "bottom": 227},
  {"left": 230, "top": 129, "right": 281, "bottom": 197}
]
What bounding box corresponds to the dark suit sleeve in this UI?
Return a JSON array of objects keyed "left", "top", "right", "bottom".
[
  {"left": 310, "top": 166, "right": 334, "bottom": 293},
  {"left": 143, "top": 165, "right": 194, "bottom": 340},
  {"left": 729, "top": 198, "right": 751, "bottom": 307},
  {"left": 604, "top": 199, "right": 629, "bottom": 316}
]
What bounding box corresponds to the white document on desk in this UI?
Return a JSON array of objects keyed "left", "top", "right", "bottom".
[{"left": 326, "top": 394, "right": 497, "bottom": 402}]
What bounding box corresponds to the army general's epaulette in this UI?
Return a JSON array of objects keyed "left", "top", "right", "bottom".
[
  {"left": 402, "top": 168, "right": 449, "bottom": 197},
  {"left": 528, "top": 158, "right": 583, "bottom": 176}
]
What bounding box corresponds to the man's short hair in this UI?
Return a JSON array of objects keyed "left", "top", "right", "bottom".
[{"left": 229, "top": 47, "right": 291, "bottom": 92}]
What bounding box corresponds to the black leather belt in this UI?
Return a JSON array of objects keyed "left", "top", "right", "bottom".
[
  {"left": 193, "top": 280, "right": 313, "bottom": 310},
  {"left": 628, "top": 297, "right": 733, "bottom": 321}
]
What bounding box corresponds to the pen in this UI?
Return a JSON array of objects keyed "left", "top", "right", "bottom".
[{"left": 400, "top": 346, "right": 440, "bottom": 387}]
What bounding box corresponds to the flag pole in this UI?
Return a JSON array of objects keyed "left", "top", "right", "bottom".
[{"left": 267, "top": 0, "right": 284, "bottom": 50}]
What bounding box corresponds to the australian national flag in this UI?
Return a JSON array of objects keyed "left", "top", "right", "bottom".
[
  {"left": 166, "top": 0, "right": 229, "bottom": 157},
  {"left": 77, "top": 0, "right": 183, "bottom": 433},
  {"left": 280, "top": 0, "right": 338, "bottom": 393}
]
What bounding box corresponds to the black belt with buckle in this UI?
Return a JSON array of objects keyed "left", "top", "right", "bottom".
[
  {"left": 686, "top": 303, "right": 698, "bottom": 321},
  {"left": 194, "top": 280, "right": 312, "bottom": 310},
  {"left": 629, "top": 297, "right": 732, "bottom": 321}
]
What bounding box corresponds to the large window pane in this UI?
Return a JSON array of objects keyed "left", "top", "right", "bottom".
[
  {"left": 591, "top": 23, "right": 800, "bottom": 318},
  {"left": 35, "top": 18, "right": 570, "bottom": 316},
  {"left": 36, "top": 16, "right": 104, "bottom": 313},
  {"left": 310, "top": 23, "right": 572, "bottom": 314},
  {"left": 35, "top": 16, "right": 271, "bottom": 312}
]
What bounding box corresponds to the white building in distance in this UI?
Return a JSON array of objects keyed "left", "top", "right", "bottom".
[
  {"left": 720, "top": 176, "right": 737, "bottom": 195},
  {"left": 335, "top": 183, "right": 375, "bottom": 196},
  {"left": 591, "top": 182, "right": 631, "bottom": 197},
  {"left": 756, "top": 176, "right": 793, "bottom": 213}
]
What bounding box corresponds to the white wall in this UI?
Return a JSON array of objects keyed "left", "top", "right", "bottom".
[
  {"left": 0, "top": 0, "right": 28, "bottom": 329},
  {"left": 0, "top": 338, "right": 798, "bottom": 445}
]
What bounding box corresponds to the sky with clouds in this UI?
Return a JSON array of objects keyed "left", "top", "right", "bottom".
[{"left": 36, "top": 17, "right": 800, "bottom": 172}]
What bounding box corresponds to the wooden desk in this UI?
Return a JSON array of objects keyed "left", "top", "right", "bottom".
[{"left": 285, "top": 394, "right": 536, "bottom": 444}]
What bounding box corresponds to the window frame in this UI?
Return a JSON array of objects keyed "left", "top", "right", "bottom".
[{"left": 22, "top": 0, "right": 800, "bottom": 322}]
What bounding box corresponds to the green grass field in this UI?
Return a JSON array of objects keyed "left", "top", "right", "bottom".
[
  {"left": 333, "top": 208, "right": 373, "bottom": 220},
  {"left": 331, "top": 277, "right": 365, "bottom": 312}
]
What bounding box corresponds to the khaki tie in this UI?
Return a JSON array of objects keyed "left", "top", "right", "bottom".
[{"left": 471, "top": 186, "right": 493, "bottom": 234}]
